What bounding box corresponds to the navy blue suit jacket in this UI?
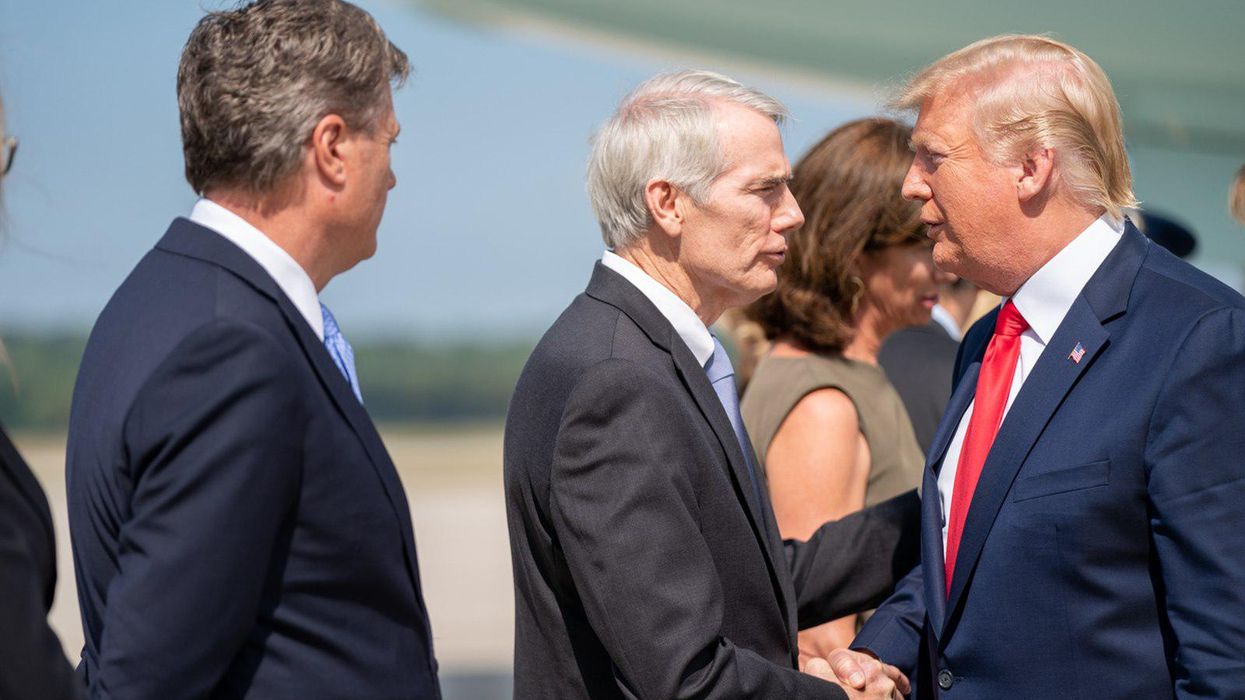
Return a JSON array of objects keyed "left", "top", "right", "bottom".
[
  {"left": 856, "top": 223, "right": 1245, "bottom": 698},
  {"left": 66, "top": 219, "right": 440, "bottom": 699}
]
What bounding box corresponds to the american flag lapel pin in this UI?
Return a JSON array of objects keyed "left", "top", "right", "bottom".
[{"left": 1068, "top": 342, "right": 1086, "bottom": 364}]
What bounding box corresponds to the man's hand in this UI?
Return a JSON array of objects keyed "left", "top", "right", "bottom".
[{"left": 803, "top": 648, "right": 909, "bottom": 699}]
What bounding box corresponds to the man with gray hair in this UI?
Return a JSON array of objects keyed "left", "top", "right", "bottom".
[
  {"left": 855, "top": 35, "right": 1245, "bottom": 698},
  {"left": 504, "top": 69, "right": 920, "bottom": 699},
  {"left": 66, "top": 2, "right": 439, "bottom": 697}
]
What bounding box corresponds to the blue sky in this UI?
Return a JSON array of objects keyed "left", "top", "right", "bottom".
[
  {"left": 2, "top": 1, "right": 1240, "bottom": 341},
  {"left": 0, "top": 0, "right": 867, "bottom": 340}
]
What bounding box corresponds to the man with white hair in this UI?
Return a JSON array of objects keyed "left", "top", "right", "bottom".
[
  {"left": 855, "top": 35, "right": 1245, "bottom": 698},
  {"left": 504, "top": 70, "right": 921, "bottom": 699}
]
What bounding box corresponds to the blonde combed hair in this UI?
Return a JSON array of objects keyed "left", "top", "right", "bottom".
[{"left": 894, "top": 34, "right": 1136, "bottom": 220}]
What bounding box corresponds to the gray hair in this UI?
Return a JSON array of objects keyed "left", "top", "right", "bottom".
[
  {"left": 587, "top": 70, "right": 788, "bottom": 250},
  {"left": 177, "top": 0, "right": 410, "bottom": 195}
]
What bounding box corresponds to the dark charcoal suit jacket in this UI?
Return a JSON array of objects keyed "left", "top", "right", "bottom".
[
  {"left": 504, "top": 263, "right": 920, "bottom": 698},
  {"left": 878, "top": 321, "right": 959, "bottom": 454},
  {"left": 857, "top": 222, "right": 1245, "bottom": 698},
  {"left": 66, "top": 219, "right": 439, "bottom": 699},
  {"left": 0, "top": 426, "right": 82, "bottom": 700}
]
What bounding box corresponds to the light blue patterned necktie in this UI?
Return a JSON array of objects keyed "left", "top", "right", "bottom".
[
  {"left": 320, "top": 303, "right": 363, "bottom": 403},
  {"left": 705, "top": 335, "right": 766, "bottom": 528}
]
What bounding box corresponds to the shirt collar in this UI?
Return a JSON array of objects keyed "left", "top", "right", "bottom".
[
  {"left": 1007, "top": 214, "right": 1124, "bottom": 346},
  {"left": 930, "top": 304, "right": 963, "bottom": 341},
  {"left": 601, "top": 250, "right": 716, "bottom": 366},
  {"left": 189, "top": 198, "right": 325, "bottom": 340}
]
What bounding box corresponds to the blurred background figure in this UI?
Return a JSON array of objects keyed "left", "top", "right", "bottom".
[
  {"left": 879, "top": 276, "right": 977, "bottom": 453},
  {"left": 1232, "top": 165, "right": 1245, "bottom": 226},
  {"left": 1125, "top": 207, "right": 1198, "bottom": 258},
  {"left": 739, "top": 117, "right": 943, "bottom": 660},
  {"left": 0, "top": 92, "right": 84, "bottom": 700}
]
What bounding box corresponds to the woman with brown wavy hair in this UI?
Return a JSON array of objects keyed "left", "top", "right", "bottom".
[{"left": 740, "top": 117, "right": 948, "bottom": 662}]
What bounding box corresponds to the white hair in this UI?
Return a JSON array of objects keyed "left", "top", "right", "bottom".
[{"left": 586, "top": 70, "right": 788, "bottom": 250}]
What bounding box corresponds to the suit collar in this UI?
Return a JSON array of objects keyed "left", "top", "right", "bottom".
[
  {"left": 600, "top": 252, "right": 715, "bottom": 366},
  {"left": 585, "top": 261, "right": 675, "bottom": 352},
  {"left": 157, "top": 217, "right": 286, "bottom": 304},
  {"left": 1007, "top": 215, "right": 1123, "bottom": 345},
  {"left": 936, "top": 221, "right": 1150, "bottom": 643}
]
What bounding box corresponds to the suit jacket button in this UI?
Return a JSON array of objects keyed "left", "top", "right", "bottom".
[{"left": 937, "top": 669, "right": 954, "bottom": 690}]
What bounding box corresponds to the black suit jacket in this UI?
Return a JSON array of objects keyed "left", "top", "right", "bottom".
[
  {"left": 66, "top": 219, "right": 439, "bottom": 699},
  {"left": 0, "top": 426, "right": 82, "bottom": 700},
  {"left": 504, "top": 263, "right": 919, "bottom": 698},
  {"left": 878, "top": 322, "right": 959, "bottom": 454}
]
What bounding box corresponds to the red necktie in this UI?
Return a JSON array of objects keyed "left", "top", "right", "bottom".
[{"left": 944, "top": 301, "right": 1029, "bottom": 596}]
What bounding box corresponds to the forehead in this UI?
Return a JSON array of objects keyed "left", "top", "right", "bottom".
[
  {"left": 712, "top": 102, "right": 789, "bottom": 177},
  {"left": 912, "top": 89, "right": 977, "bottom": 147}
]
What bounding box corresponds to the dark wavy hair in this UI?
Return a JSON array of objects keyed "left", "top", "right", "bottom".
[{"left": 744, "top": 117, "right": 924, "bottom": 353}]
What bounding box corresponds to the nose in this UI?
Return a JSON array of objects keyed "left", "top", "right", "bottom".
[
  {"left": 775, "top": 186, "right": 805, "bottom": 235},
  {"left": 933, "top": 263, "right": 956, "bottom": 285},
  {"left": 901, "top": 161, "right": 930, "bottom": 202}
]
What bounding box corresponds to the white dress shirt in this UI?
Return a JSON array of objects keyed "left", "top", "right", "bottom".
[
  {"left": 601, "top": 251, "right": 715, "bottom": 367},
  {"left": 937, "top": 215, "right": 1124, "bottom": 552},
  {"left": 931, "top": 304, "right": 963, "bottom": 342},
  {"left": 189, "top": 198, "right": 325, "bottom": 341}
]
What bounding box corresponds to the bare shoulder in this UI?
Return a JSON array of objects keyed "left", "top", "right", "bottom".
[{"left": 785, "top": 387, "right": 859, "bottom": 432}]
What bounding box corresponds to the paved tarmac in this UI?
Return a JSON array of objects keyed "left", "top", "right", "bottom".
[{"left": 14, "top": 425, "right": 514, "bottom": 698}]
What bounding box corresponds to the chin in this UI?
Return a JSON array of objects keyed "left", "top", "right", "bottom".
[{"left": 933, "top": 247, "right": 965, "bottom": 278}]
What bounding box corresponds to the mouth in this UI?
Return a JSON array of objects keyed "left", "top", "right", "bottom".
[
  {"left": 760, "top": 249, "right": 787, "bottom": 265},
  {"left": 920, "top": 292, "right": 940, "bottom": 309}
]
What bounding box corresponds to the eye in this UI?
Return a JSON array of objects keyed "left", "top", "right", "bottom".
[{"left": 915, "top": 146, "right": 944, "bottom": 169}]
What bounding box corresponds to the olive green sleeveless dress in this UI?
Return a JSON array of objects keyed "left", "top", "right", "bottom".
[{"left": 741, "top": 353, "right": 924, "bottom": 507}]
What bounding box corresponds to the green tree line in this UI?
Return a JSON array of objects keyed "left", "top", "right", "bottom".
[{"left": 0, "top": 332, "right": 536, "bottom": 431}]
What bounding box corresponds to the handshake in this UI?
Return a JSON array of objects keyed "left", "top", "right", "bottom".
[{"left": 803, "top": 649, "right": 909, "bottom": 700}]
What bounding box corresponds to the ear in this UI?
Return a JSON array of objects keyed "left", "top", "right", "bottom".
[
  {"left": 311, "top": 114, "right": 348, "bottom": 188},
  {"left": 644, "top": 178, "right": 686, "bottom": 237},
  {"left": 1017, "top": 146, "right": 1055, "bottom": 203}
]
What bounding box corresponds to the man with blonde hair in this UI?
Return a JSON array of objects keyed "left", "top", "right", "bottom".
[{"left": 854, "top": 35, "right": 1245, "bottom": 698}]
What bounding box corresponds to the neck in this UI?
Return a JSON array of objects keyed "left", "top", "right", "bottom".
[
  {"left": 616, "top": 238, "right": 724, "bottom": 327},
  {"left": 990, "top": 205, "right": 1102, "bottom": 296},
  {"left": 205, "top": 186, "right": 335, "bottom": 291},
  {"left": 841, "top": 302, "right": 890, "bottom": 365}
]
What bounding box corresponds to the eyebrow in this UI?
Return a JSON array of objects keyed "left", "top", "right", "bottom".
[
  {"left": 908, "top": 132, "right": 947, "bottom": 153},
  {"left": 751, "top": 173, "right": 793, "bottom": 188}
]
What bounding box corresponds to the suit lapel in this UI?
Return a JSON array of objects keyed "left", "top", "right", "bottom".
[
  {"left": 585, "top": 263, "right": 793, "bottom": 632},
  {"left": 940, "top": 224, "right": 1148, "bottom": 642},
  {"left": 156, "top": 219, "right": 431, "bottom": 612},
  {"left": 279, "top": 296, "right": 431, "bottom": 605},
  {"left": 915, "top": 359, "right": 979, "bottom": 637}
]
